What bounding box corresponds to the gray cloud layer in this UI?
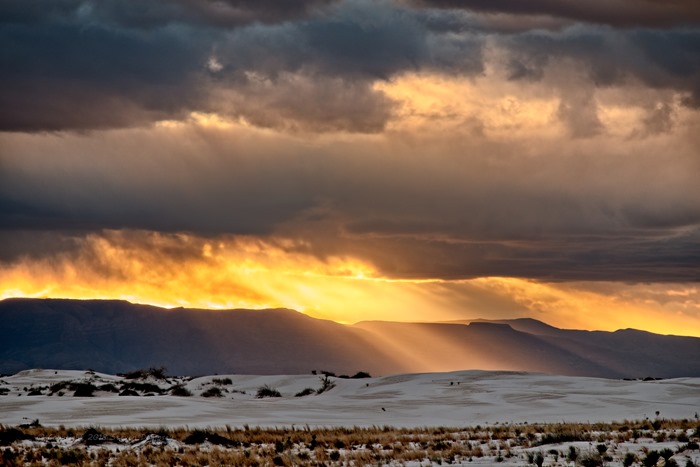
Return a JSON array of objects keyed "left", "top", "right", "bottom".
[
  {"left": 407, "top": 0, "right": 700, "bottom": 28},
  {"left": 2, "top": 122, "right": 699, "bottom": 282},
  {"left": 2, "top": 0, "right": 700, "bottom": 131}
]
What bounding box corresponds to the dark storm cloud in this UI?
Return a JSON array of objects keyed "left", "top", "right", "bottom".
[
  {"left": 3, "top": 0, "right": 700, "bottom": 133},
  {"left": 0, "top": 0, "right": 337, "bottom": 29},
  {"left": 0, "top": 0, "right": 484, "bottom": 132},
  {"left": 405, "top": 0, "right": 700, "bottom": 28},
  {"left": 0, "top": 19, "right": 211, "bottom": 132},
  {"left": 502, "top": 27, "right": 700, "bottom": 109}
]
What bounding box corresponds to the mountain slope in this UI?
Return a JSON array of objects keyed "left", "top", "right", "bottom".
[
  {"left": 355, "top": 319, "right": 700, "bottom": 378},
  {"left": 0, "top": 298, "right": 402, "bottom": 375},
  {"left": 1, "top": 298, "right": 699, "bottom": 378}
]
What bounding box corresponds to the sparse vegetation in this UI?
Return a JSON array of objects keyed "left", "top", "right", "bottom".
[
  {"left": 351, "top": 371, "right": 371, "bottom": 379},
  {"left": 120, "top": 367, "right": 167, "bottom": 380},
  {"left": 169, "top": 384, "right": 192, "bottom": 397},
  {"left": 72, "top": 383, "right": 97, "bottom": 397},
  {"left": 256, "top": 384, "right": 282, "bottom": 398},
  {"left": 0, "top": 419, "right": 696, "bottom": 466},
  {"left": 294, "top": 387, "right": 315, "bottom": 397},
  {"left": 120, "top": 381, "right": 164, "bottom": 395},
  {"left": 211, "top": 377, "right": 233, "bottom": 386},
  {"left": 201, "top": 386, "right": 223, "bottom": 398},
  {"left": 316, "top": 375, "right": 336, "bottom": 395}
]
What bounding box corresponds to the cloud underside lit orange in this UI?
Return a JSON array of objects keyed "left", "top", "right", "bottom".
[{"left": 1, "top": 230, "right": 699, "bottom": 337}]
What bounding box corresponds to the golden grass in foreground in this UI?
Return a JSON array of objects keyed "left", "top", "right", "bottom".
[{"left": 1, "top": 419, "right": 699, "bottom": 466}]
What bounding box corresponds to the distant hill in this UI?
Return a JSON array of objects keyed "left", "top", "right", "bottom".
[{"left": 1, "top": 298, "right": 699, "bottom": 378}]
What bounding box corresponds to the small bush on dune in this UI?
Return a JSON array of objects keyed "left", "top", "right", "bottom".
[
  {"left": 201, "top": 387, "right": 223, "bottom": 398},
  {"left": 72, "top": 383, "right": 97, "bottom": 397},
  {"left": 295, "top": 388, "right": 315, "bottom": 397},
  {"left": 643, "top": 450, "right": 661, "bottom": 467},
  {"left": 120, "top": 367, "right": 167, "bottom": 380},
  {"left": 316, "top": 376, "right": 336, "bottom": 395},
  {"left": 351, "top": 371, "right": 371, "bottom": 379},
  {"left": 256, "top": 385, "right": 282, "bottom": 398},
  {"left": 170, "top": 385, "right": 192, "bottom": 397},
  {"left": 212, "top": 378, "right": 233, "bottom": 386},
  {"left": 49, "top": 382, "right": 70, "bottom": 394}
]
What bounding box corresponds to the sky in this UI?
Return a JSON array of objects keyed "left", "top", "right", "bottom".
[{"left": 1, "top": 0, "right": 699, "bottom": 336}]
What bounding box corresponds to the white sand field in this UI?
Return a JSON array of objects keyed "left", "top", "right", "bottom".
[{"left": 1, "top": 369, "right": 698, "bottom": 428}]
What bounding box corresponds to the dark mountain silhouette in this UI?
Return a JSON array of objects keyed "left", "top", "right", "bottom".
[
  {"left": 1, "top": 298, "right": 698, "bottom": 378},
  {"left": 0, "top": 298, "right": 402, "bottom": 376}
]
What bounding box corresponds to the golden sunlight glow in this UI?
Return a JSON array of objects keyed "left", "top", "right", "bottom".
[
  {"left": 1, "top": 231, "right": 699, "bottom": 336},
  {"left": 0, "top": 231, "right": 449, "bottom": 323},
  {"left": 375, "top": 72, "right": 561, "bottom": 138},
  {"left": 470, "top": 277, "right": 700, "bottom": 337},
  {"left": 155, "top": 112, "right": 242, "bottom": 130}
]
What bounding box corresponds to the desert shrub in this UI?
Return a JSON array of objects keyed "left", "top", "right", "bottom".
[
  {"left": 49, "top": 381, "right": 70, "bottom": 394},
  {"left": 72, "top": 383, "right": 97, "bottom": 397},
  {"left": 538, "top": 430, "right": 585, "bottom": 445},
  {"left": 256, "top": 385, "right": 282, "bottom": 398},
  {"left": 2, "top": 448, "right": 19, "bottom": 466},
  {"left": 17, "top": 419, "right": 40, "bottom": 430},
  {"left": 183, "top": 431, "right": 237, "bottom": 447},
  {"left": 567, "top": 446, "right": 579, "bottom": 461},
  {"left": 0, "top": 428, "right": 34, "bottom": 446},
  {"left": 201, "top": 387, "right": 223, "bottom": 398},
  {"left": 27, "top": 389, "right": 42, "bottom": 396},
  {"left": 580, "top": 452, "right": 604, "bottom": 467},
  {"left": 121, "top": 367, "right": 167, "bottom": 380},
  {"left": 320, "top": 370, "right": 336, "bottom": 377},
  {"left": 660, "top": 448, "right": 675, "bottom": 461},
  {"left": 644, "top": 450, "right": 661, "bottom": 467},
  {"left": 351, "top": 371, "right": 371, "bottom": 379},
  {"left": 316, "top": 376, "right": 336, "bottom": 395},
  {"left": 212, "top": 378, "right": 233, "bottom": 386},
  {"left": 533, "top": 452, "right": 544, "bottom": 467},
  {"left": 119, "top": 389, "right": 139, "bottom": 396},
  {"left": 57, "top": 448, "right": 87, "bottom": 464},
  {"left": 294, "top": 388, "right": 315, "bottom": 397},
  {"left": 170, "top": 385, "right": 192, "bottom": 397},
  {"left": 623, "top": 452, "right": 637, "bottom": 466}
]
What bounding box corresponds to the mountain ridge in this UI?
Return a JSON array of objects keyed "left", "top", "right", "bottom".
[{"left": 2, "top": 298, "right": 699, "bottom": 378}]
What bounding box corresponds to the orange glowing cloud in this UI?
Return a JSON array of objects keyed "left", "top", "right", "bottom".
[{"left": 1, "top": 230, "right": 699, "bottom": 337}]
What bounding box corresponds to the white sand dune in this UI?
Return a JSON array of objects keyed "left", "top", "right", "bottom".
[{"left": 1, "top": 369, "right": 698, "bottom": 428}]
